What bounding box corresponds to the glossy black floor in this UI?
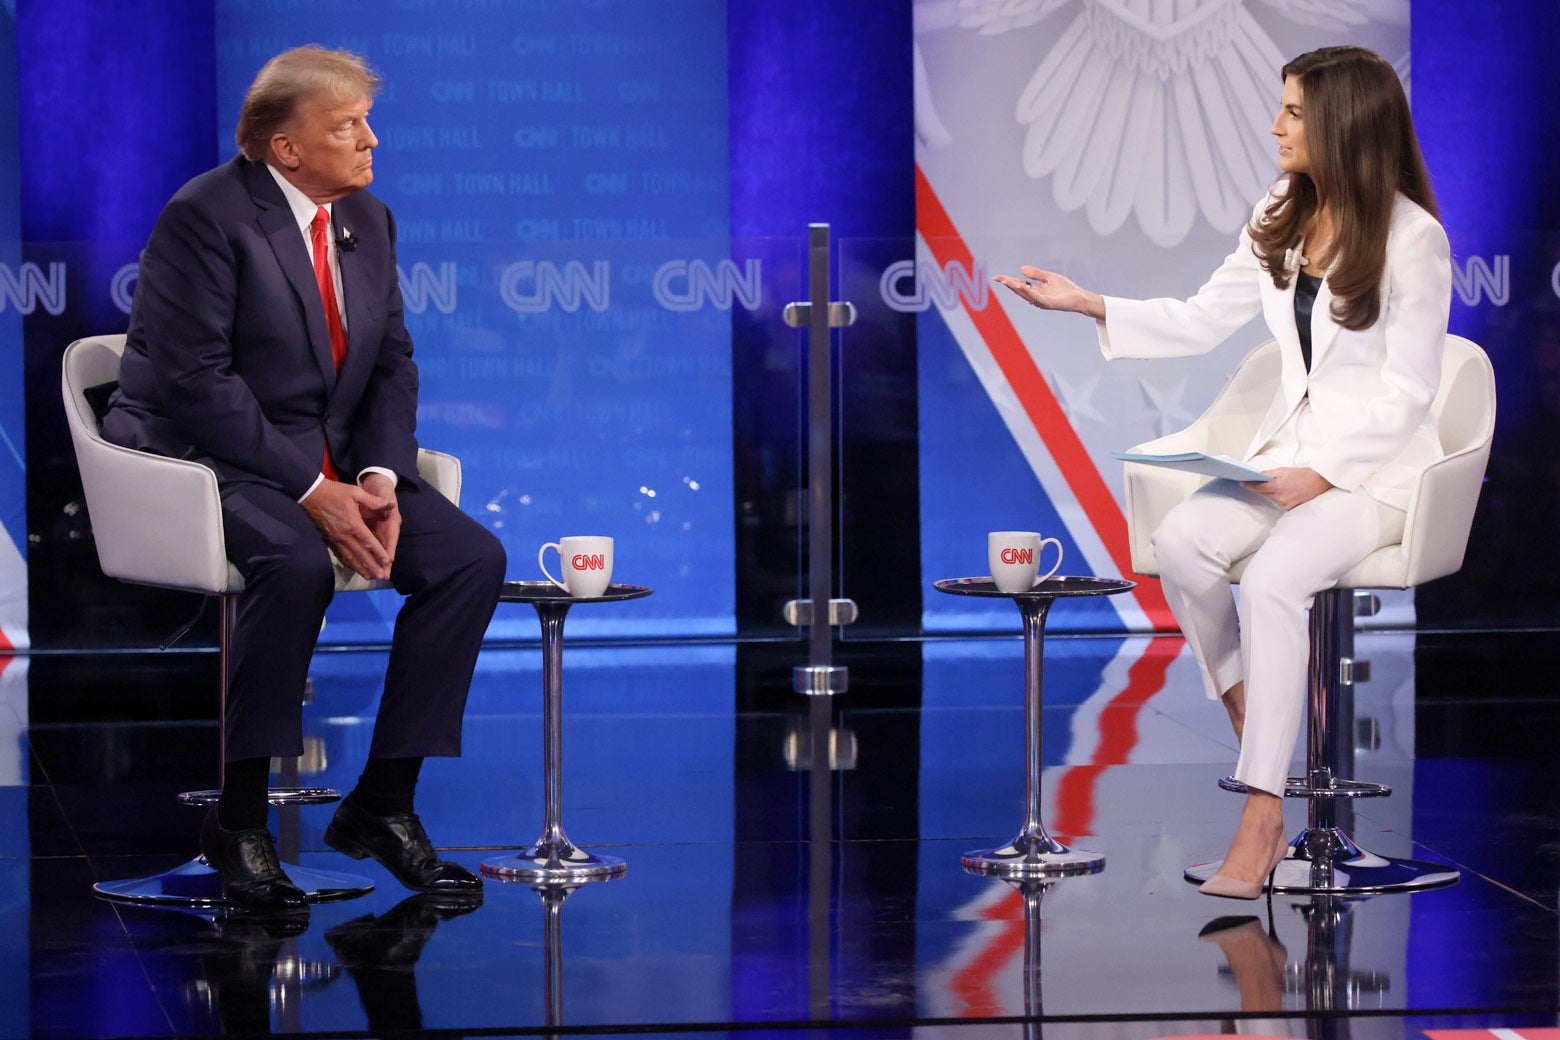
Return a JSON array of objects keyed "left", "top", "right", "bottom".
[{"left": 2, "top": 627, "right": 1557, "bottom": 1039}]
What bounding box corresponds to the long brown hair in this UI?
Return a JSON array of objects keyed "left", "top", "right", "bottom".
[{"left": 1248, "top": 46, "right": 1439, "bottom": 331}]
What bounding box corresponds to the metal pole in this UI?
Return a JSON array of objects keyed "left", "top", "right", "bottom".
[
  {"left": 783, "top": 223, "right": 858, "bottom": 695},
  {"left": 1306, "top": 591, "right": 1346, "bottom": 836},
  {"left": 805, "top": 224, "right": 834, "bottom": 680},
  {"left": 807, "top": 694, "right": 832, "bottom": 1018},
  {"left": 540, "top": 605, "right": 570, "bottom": 853}
]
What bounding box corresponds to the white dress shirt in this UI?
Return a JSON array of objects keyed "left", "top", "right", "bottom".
[{"left": 265, "top": 164, "right": 398, "bottom": 501}]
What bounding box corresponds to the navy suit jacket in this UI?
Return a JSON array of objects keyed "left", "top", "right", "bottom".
[{"left": 105, "top": 155, "right": 420, "bottom": 500}]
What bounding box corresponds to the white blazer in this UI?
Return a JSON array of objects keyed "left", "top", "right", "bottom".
[{"left": 1096, "top": 188, "right": 1453, "bottom": 511}]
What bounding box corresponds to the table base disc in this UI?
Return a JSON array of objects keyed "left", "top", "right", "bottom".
[
  {"left": 481, "top": 846, "right": 626, "bottom": 883},
  {"left": 962, "top": 841, "right": 1105, "bottom": 878}
]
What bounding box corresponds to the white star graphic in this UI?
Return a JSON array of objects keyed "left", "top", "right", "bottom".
[
  {"left": 1139, "top": 376, "right": 1199, "bottom": 437},
  {"left": 1051, "top": 371, "right": 1108, "bottom": 427}
]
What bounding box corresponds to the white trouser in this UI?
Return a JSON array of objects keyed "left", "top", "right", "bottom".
[{"left": 1151, "top": 482, "right": 1406, "bottom": 796}]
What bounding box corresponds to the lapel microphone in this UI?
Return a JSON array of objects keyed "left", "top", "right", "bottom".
[{"left": 335, "top": 226, "right": 357, "bottom": 252}]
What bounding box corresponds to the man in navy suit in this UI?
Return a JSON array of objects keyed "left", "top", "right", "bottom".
[{"left": 104, "top": 46, "right": 505, "bottom": 912}]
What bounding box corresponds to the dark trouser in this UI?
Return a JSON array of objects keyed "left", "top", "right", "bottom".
[{"left": 219, "top": 475, "right": 506, "bottom": 762}]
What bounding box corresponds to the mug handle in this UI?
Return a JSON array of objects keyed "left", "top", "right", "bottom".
[
  {"left": 1034, "top": 537, "right": 1064, "bottom": 585},
  {"left": 537, "top": 542, "right": 568, "bottom": 591}
]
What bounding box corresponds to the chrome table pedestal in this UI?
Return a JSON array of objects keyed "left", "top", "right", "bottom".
[
  {"left": 482, "top": 581, "right": 652, "bottom": 883},
  {"left": 933, "top": 576, "right": 1135, "bottom": 877},
  {"left": 1185, "top": 588, "right": 1457, "bottom": 893}
]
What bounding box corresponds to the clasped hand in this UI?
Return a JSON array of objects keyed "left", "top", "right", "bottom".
[
  {"left": 1241, "top": 467, "right": 1332, "bottom": 510},
  {"left": 301, "top": 472, "right": 401, "bottom": 581}
]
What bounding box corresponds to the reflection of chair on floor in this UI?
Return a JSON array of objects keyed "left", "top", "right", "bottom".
[
  {"left": 1289, "top": 895, "right": 1388, "bottom": 1014},
  {"left": 1123, "top": 335, "right": 1496, "bottom": 893},
  {"left": 62, "top": 333, "right": 463, "bottom": 905}
]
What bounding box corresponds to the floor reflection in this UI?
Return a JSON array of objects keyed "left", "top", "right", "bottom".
[
  {"left": 5, "top": 631, "right": 1558, "bottom": 1038},
  {"left": 324, "top": 894, "right": 480, "bottom": 1034}
]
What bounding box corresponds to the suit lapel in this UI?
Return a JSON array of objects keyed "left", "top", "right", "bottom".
[
  {"left": 1248, "top": 265, "right": 1313, "bottom": 455},
  {"left": 1267, "top": 269, "right": 1310, "bottom": 404},
  {"left": 246, "top": 162, "right": 338, "bottom": 391},
  {"left": 1309, "top": 275, "right": 1343, "bottom": 367},
  {"left": 334, "top": 204, "right": 374, "bottom": 395}
]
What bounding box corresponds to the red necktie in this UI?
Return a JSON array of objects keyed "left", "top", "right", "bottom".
[{"left": 311, "top": 207, "right": 348, "bottom": 479}]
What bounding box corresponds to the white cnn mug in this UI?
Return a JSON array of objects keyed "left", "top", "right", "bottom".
[
  {"left": 988, "top": 531, "right": 1063, "bottom": 593},
  {"left": 538, "top": 536, "right": 614, "bottom": 598}
]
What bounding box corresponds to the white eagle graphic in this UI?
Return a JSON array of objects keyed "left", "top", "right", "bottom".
[{"left": 915, "top": 0, "right": 1411, "bottom": 247}]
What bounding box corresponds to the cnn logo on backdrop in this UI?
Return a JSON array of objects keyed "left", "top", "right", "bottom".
[
  {"left": 571, "top": 553, "right": 607, "bottom": 571},
  {"left": 999, "top": 547, "right": 1033, "bottom": 565}
]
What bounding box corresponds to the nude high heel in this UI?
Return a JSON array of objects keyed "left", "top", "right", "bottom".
[{"left": 1199, "top": 836, "right": 1290, "bottom": 900}]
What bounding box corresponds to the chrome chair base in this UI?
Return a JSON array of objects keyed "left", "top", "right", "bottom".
[
  {"left": 177, "top": 786, "right": 344, "bottom": 807},
  {"left": 962, "top": 833, "right": 1105, "bottom": 878},
  {"left": 481, "top": 842, "right": 627, "bottom": 883},
  {"left": 1184, "top": 827, "right": 1459, "bottom": 894},
  {"left": 91, "top": 856, "right": 375, "bottom": 906},
  {"left": 1216, "top": 775, "right": 1391, "bottom": 799}
]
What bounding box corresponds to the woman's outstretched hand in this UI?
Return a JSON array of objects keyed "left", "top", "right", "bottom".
[{"left": 994, "top": 265, "right": 1107, "bottom": 319}]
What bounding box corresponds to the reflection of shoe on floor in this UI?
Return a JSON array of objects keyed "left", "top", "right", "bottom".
[
  {"left": 207, "top": 915, "right": 301, "bottom": 982},
  {"left": 202, "top": 913, "right": 306, "bottom": 1033},
  {"left": 1198, "top": 914, "right": 1262, "bottom": 939},
  {"left": 1198, "top": 914, "right": 1288, "bottom": 1012},
  {"left": 199, "top": 808, "right": 309, "bottom": 915},
  {"left": 324, "top": 797, "right": 483, "bottom": 895},
  {"left": 214, "top": 913, "right": 309, "bottom": 942},
  {"left": 325, "top": 894, "right": 480, "bottom": 1035},
  {"left": 325, "top": 893, "right": 481, "bottom": 968}
]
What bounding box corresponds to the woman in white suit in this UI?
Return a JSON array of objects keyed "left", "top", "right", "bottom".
[{"left": 996, "top": 46, "right": 1452, "bottom": 898}]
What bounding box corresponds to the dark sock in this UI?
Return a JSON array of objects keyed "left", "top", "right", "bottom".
[
  {"left": 350, "top": 756, "right": 423, "bottom": 815},
  {"left": 217, "top": 757, "right": 271, "bottom": 831}
]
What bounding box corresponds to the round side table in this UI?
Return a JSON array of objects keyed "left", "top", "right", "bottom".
[
  {"left": 933, "top": 576, "right": 1136, "bottom": 877},
  {"left": 481, "top": 580, "right": 652, "bottom": 883}
]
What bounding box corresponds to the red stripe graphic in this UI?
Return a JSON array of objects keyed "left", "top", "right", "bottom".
[
  {"left": 1052, "top": 636, "right": 1181, "bottom": 843},
  {"left": 915, "top": 163, "right": 1173, "bottom": 629},
  {"left": 947, "top": 636, "right": 1182, "bottom": 1011},
  {"left": 948, "top": 894, "right": 1027, "bottom": 1016}
]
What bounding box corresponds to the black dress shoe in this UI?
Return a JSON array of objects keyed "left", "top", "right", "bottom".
[
  {"left": 199, "top": 808, "right": 309, "bottom": 914},
  {"left": 323, "top": 797, "right": 482, "bottom": 895}
]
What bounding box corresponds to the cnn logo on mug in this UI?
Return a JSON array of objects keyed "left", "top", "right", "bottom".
[
  {"left": 988, "top": 531, "right": 1062, "bottom": 593},
  {"left": 540, "top": 536, "right": 614, "bottom": 597},
  {"left": 571, "top": 553, "right": 607, "bottom": 572}
]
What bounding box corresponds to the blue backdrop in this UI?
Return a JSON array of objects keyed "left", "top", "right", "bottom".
[
  {"left": 9, "top": 0, "right": 1560, "bottom": 648},
  {"left": 207, "top": 0, "right": 737, "bottom": 640},
  {"left": 0, "top": 0, "right": 24, "bottom": 653}
]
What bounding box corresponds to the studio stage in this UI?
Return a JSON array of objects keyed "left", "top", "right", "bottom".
[{"left": 2, "top": 627, "right": 1556, "bottom": 1039}]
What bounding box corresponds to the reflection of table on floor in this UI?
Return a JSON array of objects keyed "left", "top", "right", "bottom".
[
  {"left": 933, "top": 576, "right": 1136, "bottom": 877},
  {"left": 482, "top": 581, "right": 652, "bottom": 883}
]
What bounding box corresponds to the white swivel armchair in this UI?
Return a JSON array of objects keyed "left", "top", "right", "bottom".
[
  {"left": 1122, "top": 335, "right": 1495, "bottom": 893},
  {"left": 62, "top": 333, "right": 463, "bottom": 906}
]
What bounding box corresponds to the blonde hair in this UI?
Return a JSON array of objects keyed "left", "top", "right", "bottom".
[{"left": 235, "top": 46, "right": 382, "bottom": 163}]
